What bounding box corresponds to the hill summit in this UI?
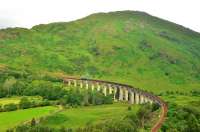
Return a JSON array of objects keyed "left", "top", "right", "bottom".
[{"left": 0, "top": 11, "right": 200, "bottom": 93}]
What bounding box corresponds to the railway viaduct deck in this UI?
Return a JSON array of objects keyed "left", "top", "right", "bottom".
[{"left": 63, "top": 77, "right": 168, "bottom": 132}]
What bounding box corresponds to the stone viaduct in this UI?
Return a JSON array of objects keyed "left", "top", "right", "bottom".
[{"left": 63, "top": 77, "right": 168, "bottom": 132}]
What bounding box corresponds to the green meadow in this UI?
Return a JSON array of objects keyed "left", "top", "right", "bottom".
[
  {"left": 0, "top": 106, "right": 58, "bottom": 132},
  {"left": 40, "top": 103, "right": 140, "bottom": 129}
]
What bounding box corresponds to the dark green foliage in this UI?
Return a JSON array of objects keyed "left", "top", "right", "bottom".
[
  {"left": 31, "top": 118, "right": 36, "bottom": 127},
  {"left": 15, "top": 124, "right": 55, "bottom": 132},
  {"left": 190, "top": 90, "right": 200, "bottom": 96},
  {"left": 128, "top": 106, "right": 132, "bottom": 110},
  {"left": 59, "top": 88, "right": 113, "bottom": 106},
  {"left": 6, "top": 129, "right": 14, "bottom": 132},
  {"left": 152, "top": 103, "right": 160, "bottom": 111},
  {"left": 90, "top": 119, "right": 138, "bottom": 132},
  {"left": 0, "top": 104, "right": 3, "bottom": 112},
  {"left": 138, "top": 40, "right": 152, "bottom": 51},
  {"left": 23, "top": 80, "right": 66, "bottom": 100},
  {"left": 66, "top": 89, "right": 84, "bottom": 106},
  {"left": 162, "top": 103, "right": 200, "bottom": 132},
  {"left": 3, "top": 103, "right": 18, "bottom": 111},
  {"left": 19, "top": 97, "right": 32, "bottom": 109},
  {"left": 136, "top": 104, "right": 152, "bottom": 128}
]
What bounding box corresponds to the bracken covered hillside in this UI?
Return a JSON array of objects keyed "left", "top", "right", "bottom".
[{"left": 0, "top": 11, "right": 200, "bottom": 93}]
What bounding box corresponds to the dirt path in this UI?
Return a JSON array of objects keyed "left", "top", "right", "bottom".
[
  {"left": 151, "top": 101, "right": 168, "bottom": 132},
  {"left": 63, "top": 77, "right": 168, "bottom": 132}
]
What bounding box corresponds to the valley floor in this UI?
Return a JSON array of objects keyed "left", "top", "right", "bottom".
[
  {"left": 0, "top": 106, "right": 57, "bottom": 132},
  {"left": 0, "top": 98, "right": 141, "bottom": 132},
  {"left": 40, "top": 103, "right": 140, "bottom": 129}
]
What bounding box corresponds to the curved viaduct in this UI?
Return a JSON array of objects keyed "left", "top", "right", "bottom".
[{"left": 63, "top": 77, "right": 168, "bottom": 132}]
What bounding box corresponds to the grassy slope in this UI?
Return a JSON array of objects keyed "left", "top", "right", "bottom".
[
  {"left": 0, "top": 11, "right": 200, "bottom": 93},
  {"left": 162, "top": 95, "right": 200, "bottom": 106},
  {"left": 40, "top": 103, "right": 139, "bottom": 129},
  {"left": 0, "top": 106, "right": 58, "bottom": 132},
  {"left": 0, "top": 11, "right": 199, "bottom": 131}
]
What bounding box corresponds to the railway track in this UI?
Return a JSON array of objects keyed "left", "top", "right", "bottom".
[{"left": 63, "top": 77, "right": 168, "bottom": 132}]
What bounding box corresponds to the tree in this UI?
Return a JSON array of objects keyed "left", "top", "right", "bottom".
[
  {"left": 19, "top": 97, "right": 32, "bottom": 109},
  {"left": 67, "top": 89, "right": 83, "bottom": 106},
  {"left": 0, "top": 86, "right": 6, "bottom": 98},
  {"left": 136, "top": 104, "right": 152, "bottom": 128},
  {"left": 13, "top": 81, "right": 26, "bottom": 95},
  {"left": 2, "top": 77, "right": 17, "bottom": 96},
  {"left": 24, "top": 80, "right": 66, "bottom": 100}
]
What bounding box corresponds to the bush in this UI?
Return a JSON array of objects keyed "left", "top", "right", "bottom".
[
  {"left": 128, "top": 106, "right": 132, "bottom": 111},
  {"left": 14, "top": 124, "right": 56, "bottom": 132},
  {"left": 76, "top": 119, "right": 138, "bottom": 132},
  {"left": 152, "top": 103, "right": 160, "bottom": 111},
  {"left": 0, "top": 104, "right": 3, "bottom": 112},
  {"left": 3, "top": 103, "right": 18, "bottom": 111},
  {"left": 40, "top": 99, "right": 50, "bottom": 106},
  {"left": 102, "top": 94, "right": 113, "bottom": 104},
  {"left": 19, "top": 97, "right": 32, "bottom": 109}
]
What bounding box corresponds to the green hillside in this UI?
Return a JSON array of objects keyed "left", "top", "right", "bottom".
[{"left": 0, "top": 11, "right": 200, "bottom": 93}]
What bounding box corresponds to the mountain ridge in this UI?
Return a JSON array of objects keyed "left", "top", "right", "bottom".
[{"left": 0, "top": 10, "right": 200, "bottom": 93}]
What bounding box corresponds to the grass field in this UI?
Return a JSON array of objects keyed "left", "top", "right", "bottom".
[
  {"left": 0, "top": 96, "right": 43, "bottom": 105},
  {"left": 40, "top": 103, "right": 139, "bottom": 129},
  {"left": 0, "top": 97, "right": 21, "bottom": 105},
  {"left": 0, "top": 106, "right": 58, "bottom": 132}
]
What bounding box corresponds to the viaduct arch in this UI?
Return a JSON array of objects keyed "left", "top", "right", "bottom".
[{"left": 63, "top": 77, "right": 168, "bottom": 132}]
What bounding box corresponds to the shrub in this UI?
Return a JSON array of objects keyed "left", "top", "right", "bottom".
[
  {"left": 0, "top": 104, "right": 3, "bottom": 112},
  {"left": 128, "top": 106, "right": 132, "bottom": 111},
  {"left": 40, "top": 99, "right": 50, "bottom": 106},
  {"left": 152, "top": 103, "right": 160, "bottom": 111},
  {"left": 31, "top": 118, "right": 36, "bottom": 127},
  {"left": 19, "top": 97, "right": 32, "bottom": 109},
  {"left": 3, "top": 103, "right": 18, "bottom": 111},
  {"left": 103, "top": 95, "right": 113, "bottom": 104}
]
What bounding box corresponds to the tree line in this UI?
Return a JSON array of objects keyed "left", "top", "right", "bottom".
[
  {"left": 0, "top": 76, "right": 113, "bottom": 112},
  {"left": 161, "top": 102, "right": 200, "bottom": 132},
  {"left": 0, "top": 97, "right": 50, "bottom": 112}
]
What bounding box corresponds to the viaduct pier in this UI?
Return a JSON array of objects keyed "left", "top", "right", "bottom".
[{"left": 63, "top": 77, "right": 168, "bottom": 132}]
